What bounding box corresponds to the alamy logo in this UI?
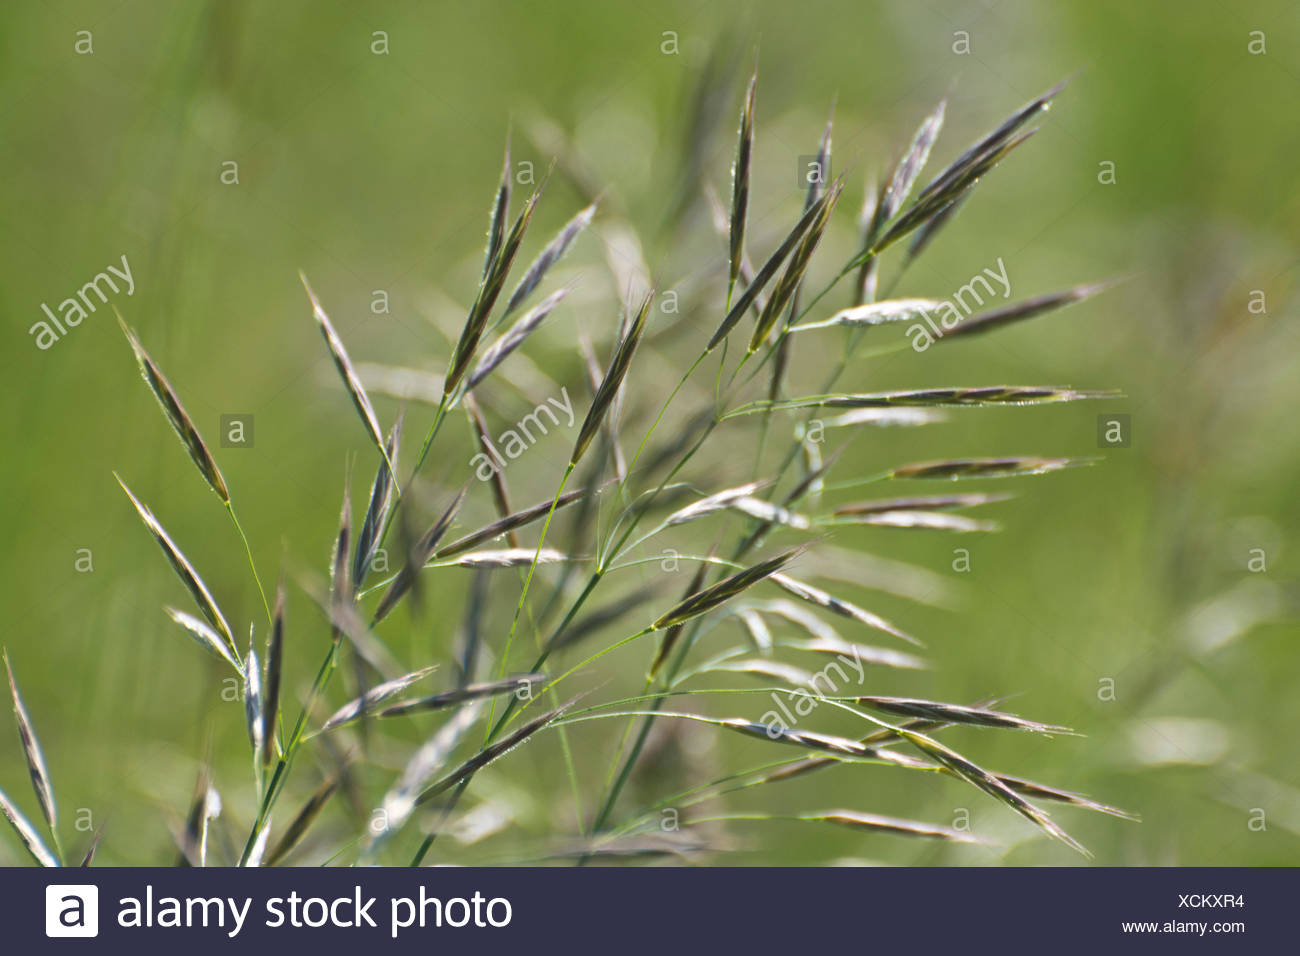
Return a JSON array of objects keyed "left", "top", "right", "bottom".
[{"left": 46, "top": 884, "right": 99, "bottom": 938}]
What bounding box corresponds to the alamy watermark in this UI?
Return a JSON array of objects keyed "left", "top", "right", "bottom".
[
  {"left": 470, "top": 387, "right": 575, "bottom": 481},
  {"left": 906, "top": 256, "right": 1010, "bottom": 352},
  {"left": 757, "top": 644, "right": 869, "bottom": 735},
  {"left": 31, "top": 254, "right": 135, "bottom": 350}
]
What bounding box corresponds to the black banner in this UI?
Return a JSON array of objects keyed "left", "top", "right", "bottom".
[{"left": 5, "top": 867, "right": 1292, "bottom": 953}]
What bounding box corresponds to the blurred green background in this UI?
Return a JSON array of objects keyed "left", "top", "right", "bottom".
[{"left": 1, "top": 0, "right": 1297, "bottom": 866}]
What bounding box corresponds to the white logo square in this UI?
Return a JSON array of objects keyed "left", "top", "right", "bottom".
[{"left": 46, "top": 884, "right": 99, "bottom": 938}]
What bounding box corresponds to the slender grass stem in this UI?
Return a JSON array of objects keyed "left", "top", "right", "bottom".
[{"left": 226, "top": 502, "right": 272, "bottom": 624}]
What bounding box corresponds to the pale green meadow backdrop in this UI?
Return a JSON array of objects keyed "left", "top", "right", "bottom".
[{"left": 1, "top": 0, "right": 1297, "bottom": 865}]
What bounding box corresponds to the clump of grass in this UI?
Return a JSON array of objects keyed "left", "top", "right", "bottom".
[{"left": 0, "top": 58, "right": 1133, "bottom": 868}]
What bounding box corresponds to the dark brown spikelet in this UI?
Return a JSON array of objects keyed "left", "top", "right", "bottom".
[
  {"left": 650, "top": 559, "right": 711, "bottom": 680},
  {"left": 890, "top": 456, "right": 1093, "bottom": 480},
  {"left": 856, "top": 696, "right": 1073, "bottom": 735},
  {"left": 262, "top": 578, "right": 285, "bottom": 766},
  {"left": 415, "top": 700, "right": 571, "bottom": 804},
  {"left": 997, "top": 775, "right": 1139, "bottom": 821},
  {"left": 4, "top": 653, "right": 57, "bottom": 840},
  {"left": 936, "top": 282, "right": 1111, "bottom": 343},
  {"left": 652, "top": 547, "right": 802, "bottom": 630},
  {"left": 116, "top": 311, "right": 229, "bottom": 503},
  {"left": 833, "top": 493, "right": 1012, "bottom": 516},
  {"left": 825, "top": 385, "right": 1116, "bottom": 407},
  {"left": 571, "top": 291, "right": 654, "bottom": 466},
  {"left": 373, "top": 486, "right": 467, "bottom": 623},
  {"left": 728, "top": 66, "right": 757, "bottom": 295},
  {"left": 376, "top": 673, "right": 545, "bottom": 718},
  {"left": 265, "top": 776, "right": 340, "bottom": 866}
]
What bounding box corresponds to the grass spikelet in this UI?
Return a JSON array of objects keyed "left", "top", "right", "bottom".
[
  {"left": 375, "top": 701, "right": 486, "bottom": 840},
  {"left": 998, "top": 775, "right": 1139, "bottom": 821},
  {"left": 890, "top": 456, "right": 1093, "bottom": 480},
  {"left": 353, "top": 415, "right": 402, "bottom": 586},
  {"left": 808, "top": 809, "right": 983, "bottom": 843},
  {"left": 731, "top": 496, "right": 812, "bottom": 530},
  {"left": 857, "top": 98, "right": 946, "bottom": 284},
  {"left": 571, "top": 291, "right": 654, "bottom": 466},
  {"left": 432, "top": 486, "right": 594, "bottom": 560},
  {"left": 708, "top": 198, "right": 824, "bottom": 350},
  {"left": 117, "top": 476, "right": 235, "bottom": 651},
  {"left": 787, "top": 636, "right": 927, "bottom": 671},
  {"left": 828, "top": 385, "right": 1116, "bottom": 406},
  {"left": 116, "top": 311, "right": 229, "bottom": 503},
  {"left": 445, "top": 183, "right": 544, "bottom": 397},
  {"left": 164, "top": 607, "right": 242, "bottom": 671},
  {"left": 330, "top": 473, "right": 353, "bottom": 618},
  {"left": 653, "top": 547, "right": 803, "bottom": 631},
  {"left": 749, "top": 181, "right": 843, "bottom": 352},
  {"left": 770, "top": 573, "right": 918, "bottom": 645},
  {"left": 4, "top": 653, "right": 57, "bottom": 845},
  {"left": 416, "top": 699, "right": 571, "bottom": 803},
  {"left": 833, "top": 493, "right": 1012, "bottom": 515},
  {"left": 373, "top": 486, "right": 467, "bottom": 623},
  {"left": 791, "top": 298, "right": 947, "bottom": 331},
  {"left": 501, "top": 205, "right": 593, "bottom": 320},
  {"left": 469, "top": 288, "right": 569, "bottom": 390},
  {"left": 300, "top": 275, "right": 395, "bottom": 477},
  {"left": 836, "top": 511, "right": 999, "bottom": 533},
  {"left": 650, "top": 559, "right": 711, "bottom": 680},
  {"left": 376, "top": 673, "right": 545, "bottom": 718},
  {"left": 0, "top": 787, "right": 57, "bottom": 867},
  {"left": 484, "top": 135, "right": 512, "bottom": 277},
  {"left": 871, "top": 130, "right": 1035, "bottom": 257},
  {"left": 262, "top": 578, "right": 285, "bottom": 767},
  {"left": 856, "top": 696, "right": 1074, "bottom": 735},
  {"left": 728, "top": 66, "right": 756, "bottom": 298},
  {"left": 889, "top": 723, "right": 1089, "bottom": 855},
  {"left": 720, "top": 717, "right": 874, "bottom": 756},
  {"left": 244, "top": 628, "right": 263, "bottom": 763},
  {"left": 265, "top": 776, "right": 339, "bottom": 866},
  {"left": 936, "top": 282, "right": 1111, "bottom": 342},
  {"left": 916, "top": 81, "right": 1063, "bottom": 208},
  {"left": 319, "top": 664, "right": 440, "bottom": 733},
  {"left": 79, "top": 824, "right": 104, "bottom": 866},
  {"left": 442, "top": 548, "right": 569, "bottom": 568},
  {"left": 664, "top": 481, "right": 766, "bottom": 527}
]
